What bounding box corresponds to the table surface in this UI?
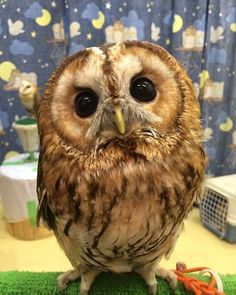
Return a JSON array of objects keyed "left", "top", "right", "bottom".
[{"left": 0, "top": 153, "right": 38, "bottom": 180}]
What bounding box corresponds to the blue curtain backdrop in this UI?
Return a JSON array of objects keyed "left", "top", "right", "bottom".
[{"left": 0, "top": 0, "right": 235, "bottom": 176}]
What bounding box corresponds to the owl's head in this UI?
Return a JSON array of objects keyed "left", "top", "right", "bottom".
[
  {"left": 39, "top": 41, "right": 201, "bottom": 164},
  {"left": 19, "top": 80, "right": 38, "bottom": 98}
]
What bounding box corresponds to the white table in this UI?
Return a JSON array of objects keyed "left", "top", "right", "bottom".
[{"left": 0, "top": 153, "right": 38, "bottom": 223}]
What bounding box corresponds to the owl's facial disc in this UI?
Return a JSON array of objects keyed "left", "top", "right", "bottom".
[{"left": 50, "top": 42, "right": 184, "bottom": 150}]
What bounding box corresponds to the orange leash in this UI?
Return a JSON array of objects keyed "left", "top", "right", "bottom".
[{"left": 172, "top": 263, "right": 225, "bottom": 295}]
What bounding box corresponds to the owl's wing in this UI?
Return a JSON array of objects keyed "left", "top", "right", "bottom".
[{"left": 36, "top": 151, "right": 56, "bottom": 230}]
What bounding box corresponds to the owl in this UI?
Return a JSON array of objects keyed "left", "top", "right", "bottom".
[
  {"left": 19, "top": 80, "right": 39, "bottom": 117},
  {"left": 37, "top": 41, "right": 206, "bottom": 295}
]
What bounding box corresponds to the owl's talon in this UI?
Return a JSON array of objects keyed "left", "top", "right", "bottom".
[
  {"left": 80, "top": 288, "right": 89, "bottom": 295},
  {"left": 155, "top": 267, "right": 178, "bottom": 290},
  {"left": 170, "top": 277, "right": 178, "bottom": 290},
  {"left": 167, "top": 273, "right": 178, "bottom": 290},
  {"left": 148, "top": 284, "right": 157, "bottom": 295},
  {"left": 135, "top": 266, "right": 157, "bottom": 295},
  {"left": 57, "top": 276, "right": 67, "bottom": 291},
  {"left": 57, "top": 269, "right": 80, "bottom": 291}
]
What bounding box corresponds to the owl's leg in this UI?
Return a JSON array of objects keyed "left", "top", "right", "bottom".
[
  {"left": 80, "top": 268, "right": 101, "bottom": 295},
  {"left": 135, "top": 265, "right": 177, "bottom": 295},
  {"left": 57, "top": 268, "right": 81, "bottom": 291}
]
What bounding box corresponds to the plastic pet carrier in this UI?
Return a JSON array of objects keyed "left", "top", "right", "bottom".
[{"left": 199, "top": 174, "right": 236, "bottom": 243}]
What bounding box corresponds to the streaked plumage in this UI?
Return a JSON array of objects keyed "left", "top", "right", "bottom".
[{"left": 37, "top": 41, "right": 206, "bottom": 295}]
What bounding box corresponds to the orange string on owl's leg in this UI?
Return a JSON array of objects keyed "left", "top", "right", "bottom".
[{"left": 173, "top": 263, "right": 226, "bottom": 295}]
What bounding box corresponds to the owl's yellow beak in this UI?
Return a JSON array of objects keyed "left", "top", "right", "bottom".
[{"left": 113, "top": 106, "right": 125, "bottom": 134}]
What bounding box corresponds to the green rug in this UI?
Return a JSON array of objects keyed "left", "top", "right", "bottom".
[{"left": 0, "top": 272, "right": 235, "bottom": 294}]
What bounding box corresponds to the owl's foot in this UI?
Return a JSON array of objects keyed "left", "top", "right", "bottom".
[
  {"left": 57, "top": 268, "right": 101, "bottom": 295},
  {"left": 79, "top": 269, "right": 101, "bottom": 295},
  {"left": 57, "top": 267, "right": 101, "bottom": 294},
  {"left": 57, "top": 268, "right": 80, "bottom": 291},
  {"left": 135, "top": 266, "right": 157, "bottom": 295},
  {"left": 135, "top": 265, "right": 177, "bottom": 295},
  {"left": 155, "top": 266, "right": 177, "bottom": 290}
]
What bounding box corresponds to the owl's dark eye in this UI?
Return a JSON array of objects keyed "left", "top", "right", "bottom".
[
  {"left": 130, "top": 77, "right": 156, "bottom": 103},
  {"left": 74, "top": 90, "right": 98, "bottom": 118}
]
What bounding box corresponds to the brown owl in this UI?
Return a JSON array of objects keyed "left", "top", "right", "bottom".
[{"left": 37, "top": 41, "right": 206, "bottom": 295}]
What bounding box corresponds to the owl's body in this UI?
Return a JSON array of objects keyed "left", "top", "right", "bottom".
[{"left": 37, "top": 41, "right": 206, "bottom": 295}]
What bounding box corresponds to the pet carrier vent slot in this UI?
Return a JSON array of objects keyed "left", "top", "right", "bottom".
[{"left": 200, "top": 188, "right": 229, "bottom": 238}]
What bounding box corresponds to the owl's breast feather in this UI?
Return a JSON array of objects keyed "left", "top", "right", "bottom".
[{"left": 54, "top": 158, "right": 201, "bottom": 272}]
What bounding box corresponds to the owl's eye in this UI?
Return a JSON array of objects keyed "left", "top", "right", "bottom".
[
  {"left": 130, "top": 77, "right": 156, "bottom": 103},
  {"left": 74, "top": 90, "right": 98, "bottom": 118}
]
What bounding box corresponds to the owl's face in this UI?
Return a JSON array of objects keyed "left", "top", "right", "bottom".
[
  {"left": 40, "top": 41, "right": 200, "bottom": 160},
  {"left": 19, "top": 80, "right": 37, "bottom": 97}
]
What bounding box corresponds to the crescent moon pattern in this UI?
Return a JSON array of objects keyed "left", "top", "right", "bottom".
[{"left": 0, "top": 1, "right": 235, "bottom": 176}]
